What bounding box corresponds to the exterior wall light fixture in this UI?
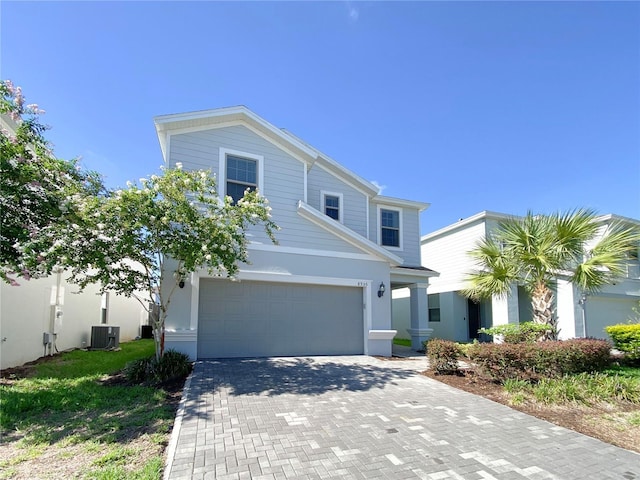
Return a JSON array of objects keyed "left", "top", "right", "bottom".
[{"left": 377, "top": 282, "right": 386, "bottom": 298}]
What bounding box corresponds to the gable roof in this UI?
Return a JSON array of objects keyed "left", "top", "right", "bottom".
[
  {"left": 422, "top": 210, "right": 640, "bottom": 244},
  {"left": 154, "top": 106, "right": 381, "bottom": 197}
]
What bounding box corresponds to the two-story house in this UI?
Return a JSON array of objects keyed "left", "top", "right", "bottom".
[
  {"left": 154, "top": 106, "right": 437, "bottom": 359},
  {"left": 411, "top": 211, "right": 640, "bottom": 343}
]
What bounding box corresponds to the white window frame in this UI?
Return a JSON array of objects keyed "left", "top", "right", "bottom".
[
  {"left": 377, "top": 205, "right": 403, "bottom": 250},
  {"left": 218, "top": 147, "right": 264, "bottom": 202},
  {"left": 320, "top": 190, "right": 343, "bottom": 223}
]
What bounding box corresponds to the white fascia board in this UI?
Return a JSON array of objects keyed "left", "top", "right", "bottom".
[
  {"left": 595, "top": 214, "right": 640, "bottom": 226},
  {"left": 297, "top": 200, "right": 403, "bottom": 266},
  {"left": 372, "top": 195, "right": 430, "bottom": 212},
  {"left": 315, "top": 161, "right": 377, "bottom": 198},
  {"left": 314, "top": 155, "right": 380, "bottom": 197},
  {"left": 279, "top": 128, "right": 380, "bottom": 197},
  {"left": 154, "top": 106, "right": 318, "bottom": 166},
  {"left": 421, "top": 210, "right": 513, "bottom": 243},
  {"left": 391, "top": 267, "right": 440, "bottom": 281}
]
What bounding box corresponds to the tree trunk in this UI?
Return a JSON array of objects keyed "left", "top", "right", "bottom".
[
  {"left": 153, "top": 314, "right": 165, "bottom": 361},
  {"left": 531, "top": 282, "right": 557, "bottom": 340}
]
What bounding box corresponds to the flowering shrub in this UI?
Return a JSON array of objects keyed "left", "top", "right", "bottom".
[
  {"left": 467, "top": 339, "right": 612, "bottom": 383},
  {"left": 426, "top": 339, "right": 462, "bottom": 374},
  {"left": 0, "top": 80, "right": 103, "bottom": 283},
  {"left": 21, "top": 163, "right": 278, "bottom": 360}
]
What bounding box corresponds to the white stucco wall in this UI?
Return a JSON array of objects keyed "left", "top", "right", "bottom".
[{"left": 1, "top": 273, "right": 147, "bottom": 369}]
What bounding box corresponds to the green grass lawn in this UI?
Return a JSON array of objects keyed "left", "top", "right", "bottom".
[
  {"left": 393, "top": 338, "right": 411, "bottom": 347},
  {"left": 0, "top": 339, "right": 174, "bottom": 480}
]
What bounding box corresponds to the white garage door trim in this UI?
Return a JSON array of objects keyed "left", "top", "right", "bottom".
[{"left": 189, "top": 271, "right": 374, "bottom": 354}]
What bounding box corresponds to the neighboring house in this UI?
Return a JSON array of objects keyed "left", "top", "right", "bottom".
[
  {"left": 0, "top": 114, "right": 148, "bottom": 370},
  {"left": 403, "top": 211, "right": 640, "bottom": 343},
  {"left": 0, "top": 270, "right": 148, "bottom": 369},
  {"left": 154, "top": 106, "right": 437, "bottom": 359}
]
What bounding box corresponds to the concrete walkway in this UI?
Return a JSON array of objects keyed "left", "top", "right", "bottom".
[{"left": 164, "top": 356, "right": 639, "bottom": 480}]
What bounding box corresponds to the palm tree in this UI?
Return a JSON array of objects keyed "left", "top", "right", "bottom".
[{"left": 462, "top": 209, "right": 640, "bottom": 340}]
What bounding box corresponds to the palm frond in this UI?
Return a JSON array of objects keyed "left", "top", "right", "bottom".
[
  {"left": 463, "top": 236, "right": 517, "bottom": 301},
  {"left": 573, "top": 221, "right": 640, "bottom": 292}
]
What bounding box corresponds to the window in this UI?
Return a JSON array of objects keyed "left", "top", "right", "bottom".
[
  {"left": 321, "top": 191, "right": 342, "bottom": 222},
  {"left": 380, "top": 208, "right": 400, "bottom": 247},
  {"left": 226, "top": 155, "right": 257, "bottom": 204},
  {"left": 428, "top": 293, "right": 441, "bottom": 322},
  {"left": 219, "top": 148, "right": 263, "bottom": 204}
]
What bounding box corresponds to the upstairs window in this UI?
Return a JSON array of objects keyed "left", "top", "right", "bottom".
[
  {"left": 321, "top": 191, "right": 343, "bottom": 222},
  {"left": 226, "top": 155, "right": 257, "bottom": 204},
  {"left": 380, "top": 208, "right": 400, "bottom": 247}
]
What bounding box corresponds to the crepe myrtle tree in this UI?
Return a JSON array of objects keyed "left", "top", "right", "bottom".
[
  {"left": 1, "top": 80, "right": 103, "bottom": 283},
  {"left": 462, "top": 209, "right": 640, "bottom": 340},
  {"left": 22, "top": 163, "right": 278, "bottom": 360}
]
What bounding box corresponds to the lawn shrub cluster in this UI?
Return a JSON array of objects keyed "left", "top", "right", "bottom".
[
  {"left": 124, "top": 349, "right": 192, "bottom": 385},
  {"left": 425, "top": 339, "right": 461, "bottom": 374},
  {"left": 478, "top": 322, "right": 553, "bottom": 343},
  {"left": 605, "top": 324, "right": 640, "bottom": 365},
  {"left": 467, "top": 339, "right": 612, "bottom": 382}
]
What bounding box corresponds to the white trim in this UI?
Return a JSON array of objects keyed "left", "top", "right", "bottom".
[
  {"left": 234, "top": 271, "right": 368, "bottom": 287},
  {"left": 160, "top": 120, "right": 314, "bottom": 168},
  {"left": 189, "top": 273, "right": 199, "bottom": 330},
  {"left": 315, "top": 161, "right": 375, "bottom": 198},
  {"left": 420, "top": 211, "right": 512, "bottom": 243},
  {"left": 320, "top": 190, "right": 344, "bottom": 224},
  {"left": 218, "top": 147, "right": 264, "bottom": 202},
  {"left": 164, "top": 133, "right": 171, "bottom": 166},
  {"left": 377, "top": 205, "right": 403, "bottom": 251},
  {"left": 303, "top": 166, "right": 308, "bottom": 204},
  {"left": 248, "top": 242, "right": 386, "bottom": 262},
  {"left": 164, "top": 329, "right": 198, "bottom": 341},
  {"left": 366, "top": 199, "right": 370, "bottom": 241},
  {"left": 372, "top": 195, "right": 430, "bottom": 212},
  {"left": 154, "top": 106, "right": 318, "bottom": 161},
  {"left": 368, "top": 330, "right": 397, "bottom": 341},
  {"left": 297, "top": 200, "right": 403, "bottom": 265}
]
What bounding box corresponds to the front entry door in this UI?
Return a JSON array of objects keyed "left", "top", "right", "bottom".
[{"left": 468, "top": 299, "right": 480, "bottom": 340}]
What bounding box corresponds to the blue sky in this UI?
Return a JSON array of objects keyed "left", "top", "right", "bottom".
[{"left": 2, "top": 1, "right": 639, "bottom": 234}]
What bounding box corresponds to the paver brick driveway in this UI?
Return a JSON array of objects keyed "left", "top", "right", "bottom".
[{"left": 165, "top": 356, "right": 639, "bottom": 480}]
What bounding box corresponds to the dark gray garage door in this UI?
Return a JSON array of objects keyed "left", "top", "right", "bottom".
[{"left": 197, "top": 279, "right": 364, "bottom": 358}]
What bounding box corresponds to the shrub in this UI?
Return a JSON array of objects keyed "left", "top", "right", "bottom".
[
  {"left": 124, "top": 349, "right": 192, "bottom": 385},
  {"left": 467, "top": 339, "right": 612, "bottom": 383},
  {"left": 426, "top": 339, "right": 461, "bottom": 374},
  {"left": 605, "top": 324, "right": 640, "bottom": 363},
  {"left": 152, "top": 349, "right": 192, "bottom": 382},
  {"left": 478, "top": 322, "right": 554, "bottom": 343}
]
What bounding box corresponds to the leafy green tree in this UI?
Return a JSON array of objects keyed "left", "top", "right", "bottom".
[
  {"left": 463, "top": 209, "right": 640, "bottom": 340},
  {"left": 22, "top": 164, "right": 278, "bottom": 359},
  {"left": 0, "top": 80, "right": 103, "bottom": 283}
]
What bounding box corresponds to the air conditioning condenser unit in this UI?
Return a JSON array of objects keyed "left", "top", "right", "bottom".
[{"left": 91, "top": 326, "right": 120, "bottom": 350}]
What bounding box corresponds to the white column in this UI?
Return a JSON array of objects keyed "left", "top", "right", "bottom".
[
  {"left": 490, "top": 284, "right": 519, "bottom": 341},
  {"left": 556, "top": 279, "right": 580, "bottom": 339},
  {"left": 407, "top": 283, "right": 433, "bottom": 351}
]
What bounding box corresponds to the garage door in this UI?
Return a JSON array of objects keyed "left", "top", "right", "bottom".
[
  {"left": 587, "top": 297, "right": 637, "bottom": 340},
  {"left": 197, "top": 279, "right": 364, "bottom": 358}
]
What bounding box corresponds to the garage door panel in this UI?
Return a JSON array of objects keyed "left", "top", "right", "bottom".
[{"left": 197, "top": 279, "right": 364, "bottom": 358}]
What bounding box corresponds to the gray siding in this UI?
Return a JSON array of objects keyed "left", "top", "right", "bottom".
[
  {"left": 401, "top": 208, "right": 421, "bottom": 266},
  {"left": 369, "top": 203, "right": 422, "bottom": 266},
  {"left": 169, "top": 125, "right": 361, "bottom": 254},
  {"left": 307, "top": 165, "right": 368, "bottom": 237}
]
